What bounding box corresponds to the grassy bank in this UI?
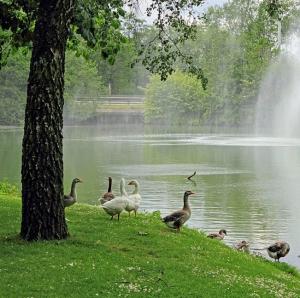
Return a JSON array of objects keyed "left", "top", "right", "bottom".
[{"left": 0, "top": 187, "right": 300, "bottom": 297}]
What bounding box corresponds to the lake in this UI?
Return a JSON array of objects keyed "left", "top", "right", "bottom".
[{"left": 1, "top": 125, "right": 300, "bottom": 267}]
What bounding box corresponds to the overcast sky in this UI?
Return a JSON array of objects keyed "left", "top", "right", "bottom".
[
  {"left": 201, "top": 0, "right": 228, "bottom": 10},
  {"left": 135, "top": 0, "right": 229, "bottom": 23}
]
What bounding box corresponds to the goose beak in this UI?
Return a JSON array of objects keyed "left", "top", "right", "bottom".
[
  {"left": 79, "top": 179, "right": 83, "bottom": 183},
  {"left": 190, "top": 192, "right": 196, "bottom": 195}
]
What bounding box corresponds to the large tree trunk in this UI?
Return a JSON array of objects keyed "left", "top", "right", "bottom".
[{"left": 21, "top": 0, "right": 74, "bottom": 240}]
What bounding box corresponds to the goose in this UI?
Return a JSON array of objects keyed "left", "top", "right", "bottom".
[
  {"left": 63, "top": 178, "right": 83, "bottom": 207},
  {"left": 126, "top": 180, "right": 141, "bottom": 216},
  {"left": 234, "top": 240, "right": 250, "bottom": 253},
  {"left": 162, "top": 191, "right": 195, "bottom": 232},
  {"left": 207, "top": 229, "right": 227, "bottom": 240},
  {"left": 266, "top": 241, "right": 290, "bottom": 262},
  {"left": 99, "top": 176, "right": 115, "bottom": 205},
  {"left": 253, "top": 241, "right": 290, "bottom": 262},
  {"left": 102, "top": 178, "right": 129, "bottom": 220}
]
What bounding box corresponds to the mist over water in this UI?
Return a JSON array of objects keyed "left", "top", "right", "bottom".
[{"left": 256, "top": 27, "right": 300, "bottom": 137}]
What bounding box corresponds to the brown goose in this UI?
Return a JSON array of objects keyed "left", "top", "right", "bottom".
[
  {"left": 100, "top": 176, "right": 115, "bottom": 205},
  {"left": 266, "top": 241, "right": 290, "bottom": 262},
  {"left": 234, "top": 240, "right": 250, "bottom": 253},
  {"left": 63, "top": 178, "right": 83, "bottom": 207},
  {"left": 207, "top": 229, "right": 227, "bottom": 240},
  {"left": 162, "top": 191, "right": 195, "bottom": 232}
]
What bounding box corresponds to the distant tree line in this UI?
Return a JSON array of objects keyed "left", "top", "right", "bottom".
[{"left": 0, "top": 0, "right": 299, "bottom": 126}]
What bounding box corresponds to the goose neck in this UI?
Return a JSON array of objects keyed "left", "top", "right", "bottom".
[
  {"left": 183, "top": 195, "right": 190, "bottom": 210},
  {"left": 108, "top": 177, "right": 112, "bottom": 192},
  {"left": 120, "top": 179, "right": 128, "bottom": 197},
  {"left": 70, "top": 181, "right": 77, "bottom": 199},
  {"left": 132, "top": 182, "right": 139, "bottom": 194}
]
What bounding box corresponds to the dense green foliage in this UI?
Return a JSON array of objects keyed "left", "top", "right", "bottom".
[
  {"left": 145, "top": 72, "right": 206, "bottom": 124},
  {"left": 0, "top": 49, "right": 29, "bottom": 125},
  {"left": 0, "top": 43, "right": 149, "bottom": 124},
  {"left": 95, "top": 41, "right": 148, "bottom": 95},
  {"left": 145, "top": 0, "right": 300, "bottom": 127},
  {"left": 63, "top": 52, "right": 107, "bottom": 122},
  {"left": 1, "top": 190, "right": 300, "bottom": 297},
  {"left": 0, "top": 0, "right": 208, "bottom": 85},
  {"left": 0, "top": 50, "right": 106, "bottom": 124}
]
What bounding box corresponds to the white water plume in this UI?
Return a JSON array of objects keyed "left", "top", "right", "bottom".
[{"left": 255, "top": 28, "right": 300, "bottom": 137}]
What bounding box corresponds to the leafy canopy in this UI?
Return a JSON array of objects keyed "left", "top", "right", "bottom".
[{"left": 0, "top": 0, "right": 207, "bottom": 86}]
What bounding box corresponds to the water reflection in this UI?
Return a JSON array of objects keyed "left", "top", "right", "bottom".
[{"left": 0, "top": 125, "right": 300, "bottom": 267}]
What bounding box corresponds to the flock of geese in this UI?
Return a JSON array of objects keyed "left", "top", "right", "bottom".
[{"left": 64, "top": 177, "right": 291, "bottom": 263}]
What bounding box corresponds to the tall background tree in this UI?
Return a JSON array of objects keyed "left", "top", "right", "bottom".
[
  {"left": 20, "top": 0, "right": 74, "bottom": 240},
  {"left": 0, "top": 0, "right": 205, "bottom": 240}
]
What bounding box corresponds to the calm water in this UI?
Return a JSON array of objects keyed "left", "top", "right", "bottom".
[{"left": 1, "top": 125, "right": 300, "bottom": 267}]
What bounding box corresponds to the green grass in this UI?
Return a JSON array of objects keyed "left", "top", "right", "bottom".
[
  {"left": 0, "top": 180, "right": 20, "bottom": 196},
  {"left": 0, "top": 191, "right": 300, "bottom": 297}
]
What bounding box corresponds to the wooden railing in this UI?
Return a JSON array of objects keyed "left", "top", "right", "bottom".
[{"left": 74, "top": 95, "right": 145, "bottom": 105}]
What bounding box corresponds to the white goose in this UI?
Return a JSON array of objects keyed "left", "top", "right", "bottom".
[
  {"left": 126, "top": 180, "right": 141, "bottom": 217},
  {"left": 102, "top": 178, "right": 129, "bottom": 220}
]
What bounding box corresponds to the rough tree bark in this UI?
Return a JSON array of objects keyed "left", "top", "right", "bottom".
[{"left": 21, "top": 0, "right": 74, "bottom": 240}]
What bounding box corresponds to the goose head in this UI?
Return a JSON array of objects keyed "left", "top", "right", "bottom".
[
  {"left": 184, "top": 190, "right": 195, "bottom": 197},
  {"left": 237, "top": 240, "right": 249, "bottom": 248},
  {"left": 240, "top": 240, "right": 249, "bottom": 246},
  {"left": 219, "top": 229, "right": 227, "bottom": 236},
  {"left": 73, "top": 178, "right": 83, "bottom": 184},
  {"left": 128, "top": 180, "right": 139, "bottom": 187}
]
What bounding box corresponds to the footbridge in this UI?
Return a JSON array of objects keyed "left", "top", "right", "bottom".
[{"left": 75, "top": 95, "right": 145, "bottom": 105}]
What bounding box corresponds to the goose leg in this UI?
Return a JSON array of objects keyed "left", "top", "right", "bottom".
[
  {"left": 111, "top": 215, "right": 114, "bottom": 220},
  {"left": 129, "top": 212, "right": 131, "bottom": 217},
  {"left": 134, "top": 210, "right": 137, "bottom": 217},
  {"left": 118, "top": 214, "right": 120, "bottom": 221}
]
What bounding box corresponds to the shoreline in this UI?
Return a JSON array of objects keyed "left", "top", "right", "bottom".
[{"left": 1, "top": 190, "right": 299, "bottom": 297}]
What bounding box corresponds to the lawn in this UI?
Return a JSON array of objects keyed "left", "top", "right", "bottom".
[{"left": 0, "top": 183, "right": 299, "bottom": 297}]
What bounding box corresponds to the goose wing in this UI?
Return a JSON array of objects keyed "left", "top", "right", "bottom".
[
  {"left": 102, "top": 192, "right": 115, "bottom": 200},
  {"left": 207, "top": 232, "right": 220, "bottom": 239},
  {"left": 63, "top": 195, "right": 75, "bottom": 207},
  {"left": 268, "top": 243, "right": 282, "bottom": 253},
  {"left": 268, "top": 241, "right": 290, "bottom": 256},
  {"left": 128, "top": 193, "right": 141, "bottom": 203},
  {"left": 163, "top": 210, "right": 187, "bottom": 223},
  {"left": 102, "top": 197, "right": 128, "bottom": 213}
]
